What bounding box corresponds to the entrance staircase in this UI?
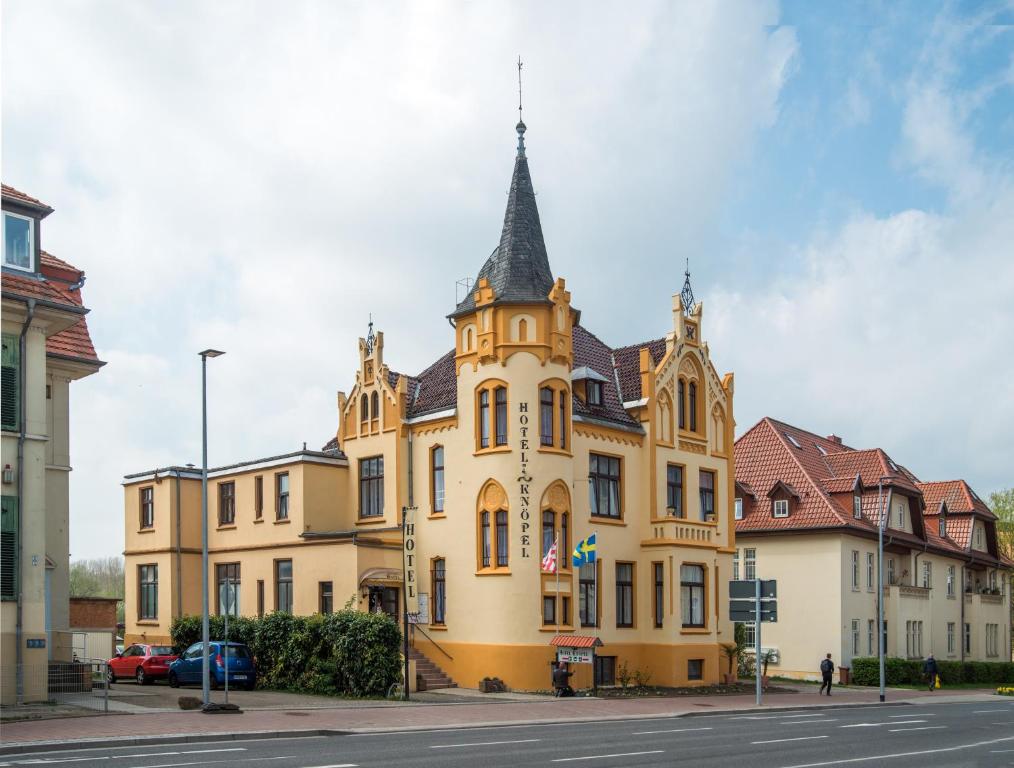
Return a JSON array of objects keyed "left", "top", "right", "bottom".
[{"left": 409, "top": 647, "right": 457, "bottom": 691}]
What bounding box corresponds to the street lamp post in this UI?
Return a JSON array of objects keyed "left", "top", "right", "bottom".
[
  {"left": 877, "top": 476, "right": 888, "bottom": 704},
  {"left": 200, "top": 349, "right": 225, "bottom": 709}
]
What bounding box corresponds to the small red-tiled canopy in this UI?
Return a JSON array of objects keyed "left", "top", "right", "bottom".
[{"left": 550, "top": 635, "right": 602, "bottom": 648}]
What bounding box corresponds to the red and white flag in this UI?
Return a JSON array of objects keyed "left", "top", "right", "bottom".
[{"left": 541, "top": 537, "right": 558, "bottom": 573}]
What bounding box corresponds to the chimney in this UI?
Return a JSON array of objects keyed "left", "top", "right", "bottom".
[{"left": 827, "top": 434, "right": 843, "bottom": 446}]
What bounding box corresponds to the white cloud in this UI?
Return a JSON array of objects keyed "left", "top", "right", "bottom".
[{"left": 2, "top": 0, "right": 798, "bottom": 557}]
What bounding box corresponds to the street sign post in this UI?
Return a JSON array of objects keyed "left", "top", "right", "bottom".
[{"left": 728, "top": 579, "right": 778, "bottom": 706}]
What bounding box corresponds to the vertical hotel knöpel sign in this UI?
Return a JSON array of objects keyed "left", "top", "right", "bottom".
[
  {"left": 517, "top": 400, "right": 532, "bottom": 559},
  {"left": 403, "top": 506, "right": 419, "bottom": 614}
]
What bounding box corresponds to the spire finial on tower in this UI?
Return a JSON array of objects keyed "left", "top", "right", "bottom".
[
  {"left": 681, "top": 258, "right": 695, "bottom": 316},
  {"left": 365, "top": 313, "right": 376, "bottom": 354},
  {"left": 516, "top": 56, "right": 527, "bottom": 156}
]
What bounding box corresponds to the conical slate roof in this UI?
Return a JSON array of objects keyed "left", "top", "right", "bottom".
[{"left": 451, "top": 122, "right": 555, "bottom": 317}]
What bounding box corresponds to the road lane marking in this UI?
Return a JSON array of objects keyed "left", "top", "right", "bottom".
[
  {"left": 299, "top": 765, "right": 358, "bottom": 768},
  {"left": 778, "top": 714, "right": 835, "bottom": 722},
  {"left": 888, "top": 726, "right": 946, "bottom": 732},
  {"left": 729, "top": 715, "right": 780, "bottom": 720},
  {"left": 632, "top": 727, "right": 713, "bottom": 735},
  {"left": 113, "top": 750, "right": 246, "bottom": 759},
  {"left": 972, "top": 709, "right": 1009, "bottom": 713},
  {"left": 887, "top": 713, "right": 934, "bottom": 718},
  {"left": 752, "top": 737, "right": 829, "bottom": 745},
  {"left": 552, "top": 751, "right": 664, "bottom": 762},
  {"left": 840, "top": 720, "right": 925, "bottom": 728},
  {"left": 779, "top": 713, "right": 834, "bottom": 719},
  {"left": 777, "top": 734, "right": 1014, "bottom": 767},
  {"left": 430, "top": 739, "right": 541, "bottom": 749}
]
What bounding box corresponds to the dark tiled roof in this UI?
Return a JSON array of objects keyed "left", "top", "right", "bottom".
[
  {"left": 405, "top": 349, "right": 457, "bottom": 418},
  {"left": 612, "top": 337, "right": 666, "bottom": 402},
  {"left": 2, "top": 183, "right": 52, "bottom": 211},
  {"left": 452, "top": 134, "right": 554, "bottom": 317},
  {"left": 571, "top": 325, "right": 640, "bottom": 429}
]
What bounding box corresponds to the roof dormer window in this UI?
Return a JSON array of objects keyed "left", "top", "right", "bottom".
[
  {"left": 3, "top": 212, "right": 33, "bottom": 272},
  {"left": 587, "top": 380, "right": 603, "bottom": 406},
  {"left": 939, "top": 515, "right": 947, "bottom": 537},
  {"left": 853, "top": 494, "right": 862, "bottom": 520},
  {"left": 773, "top": 499, "right": 789, "bottom": 518}
]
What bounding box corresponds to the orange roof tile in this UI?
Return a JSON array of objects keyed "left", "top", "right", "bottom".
[{"left": 2, "top": 183, "right": 52, "bottom": 211}]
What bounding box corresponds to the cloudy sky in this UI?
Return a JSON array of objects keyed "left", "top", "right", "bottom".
[{"left": 3, "top": 1, "right": 1012, "bottom": 559}]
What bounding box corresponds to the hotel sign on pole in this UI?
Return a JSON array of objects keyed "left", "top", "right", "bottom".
[
  {"left": 403, "top": 506, "right": 419, "bottom": 614},
  {"left": 517, "top": 400, "right": 532, "bottom": 559}
]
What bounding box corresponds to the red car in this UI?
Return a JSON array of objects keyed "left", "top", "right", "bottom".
[{"left": 107, "top": 643, "right": 178, "bottom": 685}]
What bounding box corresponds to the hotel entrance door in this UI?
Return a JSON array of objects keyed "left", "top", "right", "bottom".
[{"left": 368, "top": 586, "right": 399, "bottom": 620}]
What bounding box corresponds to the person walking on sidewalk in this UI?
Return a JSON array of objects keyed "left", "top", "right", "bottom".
[
  {"left": 818, "top": 653, "right": 834, "bottom": 696},
  {"left": 923, "top": 654, "right": 939, "bottom": 692},
  {"left": 553, "top": 662, "right": 575, "bottom": 697}
]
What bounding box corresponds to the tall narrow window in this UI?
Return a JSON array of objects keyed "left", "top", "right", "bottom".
[
  {"left": 587, "top": 380, "right": 603, "bottom": 406},
  {"left": 579, "top": 562, "right": 597, "bottom": 627},
  {"left": 851, "top": 550, "right": 859, "bottom": 589},
  {"left": 922, "top": 561, "right": 932, "bottom": 589},
  {"left": 431, "top": 446, "right": 445, "bottom": 514},
  {"left": 254, "top": 476, "right": 263, "bottom": 519},
  {"left": 852, "top": 619, "right": 860, "bottom": 656},
  {"left": 561, "top": 512, "right": 569, "bottom": 564},
  {"left": 540, "top": 387, "right": 554, "bottom": 446},
  {"left": 867, "top": 552, "right": 874, "bottom": 590},
  {"left": 887, "top": 558, "right": 896, "bottom": 585},
  {"left": 371, "top": 391, "right": 379, "bottom": 420},
  {"left": 360, "top": 393, "right": 369, "bottom": 422},
  {"left": 432, "top": 559, "right": 446, "bottom": 624},
  {"left": 495, "top": 511, "right": 508, "bottom": 567},
  {"left": 543, "top": 594, "right": 556, "bottom": 625},
  {"left": 853, "top": 494, "right": 862, "bottom": 519},
  {"left": 218, "top": 482, "right": 235, "bottom": 525},
  {"left": 479, "top": 389, "right": 490, "bottom": 448},
  {"left": 542, "top": 510, "right": 555, "bottom": 558},
  {"left": 744, "top": 548, "right": 756, "bottom": 581},
  {"left": 680, "top": 564, "right": 705, "bottom": 628},
  {"left": 947, "top": 622, "right": 955, "bottom": 654},
  {"left": 276, "top": 472, "right": 289, "bottom": 520},
  {"left": 653, "top": 562, "right": 664, "bottom": 628},
  {"left": 732, "top": 549, "right": 740, "bottom": 581},
  {"left": 559, "top": 391, "right": 567, "bottom": 450},
  {"left": 868, "top": 619, "right": 875, "bottom": 655},
  {"left": 964, "top": 623, "right": 971, "bottom": 654},
  {"left": 275, "top": 559, "right": 293, "bottom": 613},
  {"left": 589, "top": 453, "right": 622, "bottom": 519},
  {"left": 698, "top": 470, "right": 715, "bottom": 521},
  {"left": 688, "top": 382, "right": 698, "bottom": 431},
  {"left": 359, "top": 456, "right": 384, "bottom": 517},
  {"left": 615, "top": 563, "right": 634, "bottom": 628},
  {"left": 319, "top": 581, "right": 334, "bottom": 614},
  {"left": 666, "top": 465, "right": 684, "bottom": 518},
  {"left": 734, "top": 498, "right": 743, "bottom": 521},
  {"left": 1, "top": 497, "right": 18, "bottom": 600},
  {"left": 138, "top": 564, "right": 158, "bottom": 620},
  {"left": 256, "top": 580, "right": 264, "bottom": 617},
  {"left": 1, "top": 334, "right": 21, "bottom": 432},
  {"left": 677, "top": 379, "right": 685, "bottom": 429},
  {"left": 139, "top": 487, "right": 154, "bottom": 529},
  {"left": 480, "top": 511, "right": 491, "bottom": 568},
  {"left": 216, "top": 563, "right": 240, "bottom": 616},
  {"left": 494, "top": 387, "right": 507, "bottom": 446},
  {"left": 947, "top": 565, "right": 955, "bottom": 597}
]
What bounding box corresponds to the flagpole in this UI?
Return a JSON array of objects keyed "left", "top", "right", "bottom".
[{"left": 555, "top": 533, "right": 560, "bottom": 635}]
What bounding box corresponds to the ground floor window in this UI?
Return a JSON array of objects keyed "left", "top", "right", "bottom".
[
  {"left": 688, "top": 659, "right": 704, "bottom": 681},
  {"left": 867, "top": 619, "right": 875, "bottom": 656},
  {"left": 947, "top": 622, "right": 955, "bottom": 654},
  {"left": 138, "top": 564, "right": 158, "bottom": 620},
  {"left": 256, "top": 580, "right": 264, "bottom": 617},
  {"left": 368, "top": 586, "right": 398, "bottom": 618},
  {"left": 432, "top": 559, "right": 446, "bottom": 625},
  {"left": 851, "top": 619, "right": 860, "bottom": 656},
  {"left": 275, "top": 559, "right": 293, "bottom": 614},
  {"left": 319, "top": 581, "right": 333, "bottom": 614},
  {"left": 738, "top": 621, "right": 756, "bottom": 648},
  {"left": 579, "top": 562, "right": 597, "bottom": 627},
  {"left": 216, "top": 562, "right": 240, "bottom": 616},
  {"left": 964, "top": 623, "right": 971, "bottom": 655},
  {"left": 595, "top": 655, "right": 616, "bottom": 686}
]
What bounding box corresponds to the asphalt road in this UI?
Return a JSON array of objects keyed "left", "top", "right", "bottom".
[{"left": 2, "top": 699, "right": 1013, "bottom": 768}]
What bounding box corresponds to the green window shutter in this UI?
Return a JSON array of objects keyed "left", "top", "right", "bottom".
[
  {"left": 0, "top": 496, "right": 18, "bottom": 601},
  {"left": 1, "top": 334, "right": 19, "bottom": 432}
]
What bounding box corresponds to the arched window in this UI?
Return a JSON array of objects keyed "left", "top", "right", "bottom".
[
  {"left": 678, "top": 379, "right": 686, "bottom": 430},
  {"left": 542, "top": 510, "right": 556, "bottom": 558},
  {"left": 360, "top": 393, "right": 369, "bottom": 422},
  {"left": 480, "top": 511, "right": 491, "bottom": 567},
  {"left": 540, "top": 387, "right": 554, "bottom": 446},
  {"left": 495, "top": 511, "right": 509, "bottom": 567},
  {"left": 561, "top": 512, "right": 569, "bottom": 560},
  {"left": 518, "top": 318, "right": 528, "bottom": 341},
  {"left": 476, "top": 381, "right": 509, "bottom": 451},
  {"left": 479, "top": 390, "right": 490, "bottom": 448},
  {"left": 371, "top": 391, "right": 380, "bottom": 420},
  {"left": 477, "top": 480, "right": 509, "bottom": 571},
  {"left": 540, "top": 482, "right": 572, "bottom": 571},
  {"left": 689, "top": 382, "right": 698, "bottom": 432},
  {"left": 494, "top": 387, "right": 507, "bottom": 446}
]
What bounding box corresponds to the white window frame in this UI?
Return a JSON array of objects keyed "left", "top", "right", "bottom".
[
  {"left": 734, "top": 498, "right": 743, "bottom": 521},
  {"left": 732, "top": 549, "right": 740, "bottom": 581},
  {"left": 947, "top": 565, "right": 955, "bottom": 597},
  {"left": 853, "top": 494, "right": 862, "bottom": 519},
  {"left": 867, "top": 619, "right": 874, "bottom": 655},
  {"left": 922, "top": 561, "right": 931, "bottom": 589},
  {"left": 851, "top": 550, "right": 859, "bottom": 590},
  {"left": 744, "top": 548, "right": 756, "bottom": 581},
  {"left": 947, "top": 622, "right": 955, "bottom": 654},
  {"left": 887, "top": 557, "right": 895, "bottom": 585},
  {"left": 866, "top": 552, "right": 874, "bottom": 590},
  {"left": 896, "top": 502, "right": 904, "bottom": 528},
  {"left": 851, "top": 619, "right": 859, "bottom": 656},
  {"left": 2, "top": 211, "right": 34, "bottom": 272},
  {"left": 773, "top": 499, "right": 788, "bottom": 518}
]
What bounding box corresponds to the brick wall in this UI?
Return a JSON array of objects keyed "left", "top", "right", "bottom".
[{"left": 69, "top": 597, "right": 119, "bottom": 630}]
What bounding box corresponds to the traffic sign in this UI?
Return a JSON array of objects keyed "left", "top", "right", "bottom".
[{"left": 730, "top": 579, "right": 777, "bottom": 599}]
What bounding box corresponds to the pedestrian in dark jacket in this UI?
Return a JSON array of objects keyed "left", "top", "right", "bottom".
[
  {"left": 923, "top": 655, "right": 938, "bottom": 692},
  {"left": 553, "top": 662, "right": 575, "bottom": 697},
  {"left": 818, "top": 653, "right": 834, "bottom": 696}
]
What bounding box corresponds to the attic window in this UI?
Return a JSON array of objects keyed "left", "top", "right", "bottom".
[
  {"left": 815, "top": 444, "right": 828, "bottom": 456},
  {"left": 785, "top": 433, "right": 802, "bottom": 449},
  {"left": 734, "top": 498, "right": 743, "bottom": 521},
  {"left": 939, "top": 516, "right": 947, "bottom": 537},
  {"left": 853, "top": 494, "right": 862, "bottom": 520},
  {"left": 3, "top": 211, "right": 34, "bottom": 272},
  {"left": 773, "top": 499, "right": 789, "bottom": 518},
  {"left": 587, "top": 380, "right": 603, "bottom": 406}
]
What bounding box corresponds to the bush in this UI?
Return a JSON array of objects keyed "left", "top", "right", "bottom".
[
  {"left": 851, "top": 657, "right": 1014, "bottom": 686},
  {"left": 169, "top": 609, "right": 401, "bottom": 697}
]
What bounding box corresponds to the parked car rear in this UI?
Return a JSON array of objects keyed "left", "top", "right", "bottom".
[
  {"left": 107, "top": 644, "right": 178, "bottom": 685},
  {"left": 168, "top": 641, "right": 256, "bottom": 690}
]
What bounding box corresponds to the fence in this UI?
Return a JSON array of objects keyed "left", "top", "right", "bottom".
[{"left": 8, "top": 659, "right": 109, "bottom": 712}]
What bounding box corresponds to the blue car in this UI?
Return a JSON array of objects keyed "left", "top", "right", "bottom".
[{"left": 168, "top": 641, "right": 256, "bottom": 690}]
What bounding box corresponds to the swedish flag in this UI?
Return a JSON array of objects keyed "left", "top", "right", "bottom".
[{"left": 572, "top": 533, "right": 597, "bottom": 568}]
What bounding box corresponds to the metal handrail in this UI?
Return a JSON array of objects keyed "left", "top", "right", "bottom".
[{"left": 410, "top": 623, "right": 454, "bottom": 661}]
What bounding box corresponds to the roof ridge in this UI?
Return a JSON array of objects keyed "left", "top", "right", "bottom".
[
  {"left": 611, "top": 336, "right": 667, "bottom": 354},
  {"left": 764, "top": 418, "right": 850, "bottom": 526}
]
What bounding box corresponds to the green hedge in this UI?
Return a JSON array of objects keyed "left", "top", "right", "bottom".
[
  {"left": 169, "top": 610, "right": 402, "bottom": 696},
  {"left": 850, "top": 656, "right": 1014, "bottom": 686}
]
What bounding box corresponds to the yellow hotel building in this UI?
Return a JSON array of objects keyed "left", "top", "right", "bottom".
[{"left": 123, "top": 119, "right": 737, "bottom": 690}]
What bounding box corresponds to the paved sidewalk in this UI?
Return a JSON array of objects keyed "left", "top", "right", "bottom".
[{"left": 0, "top": 684, "right": 996, "bottom": 752}]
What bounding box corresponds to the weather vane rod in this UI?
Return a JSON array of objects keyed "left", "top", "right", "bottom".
[{"left": 517, "top": 56, "right": 523, "bottom": 122}]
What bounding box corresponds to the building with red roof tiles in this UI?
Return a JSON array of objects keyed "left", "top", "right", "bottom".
[
  {"left": 733, "top": 417, "right": 1011, "bottom": 680},
  {"left": 123, "top": 116, "right": 738, "bottom": 691},
  {"left": 2, "top": 184, "right": 104, "bottom": 704}
]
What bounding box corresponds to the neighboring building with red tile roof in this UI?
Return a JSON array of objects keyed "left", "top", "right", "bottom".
[
  {"left": 2, "top": 183, "right": 103, "bottom": 704},
  {"left": 733, "top": 417, "right": 1011, "bottom": 680}
]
